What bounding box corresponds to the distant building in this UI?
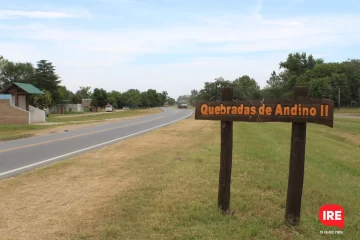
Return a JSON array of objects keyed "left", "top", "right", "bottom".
[
  {"left": 1, "top": 82, "right": 44, "bottom": 111},
  {"left": 82, "top": 98, "right": 92, "bottom": 111},
  {"left": 0, "top": 82, "right": 46, "bottom": 124}
]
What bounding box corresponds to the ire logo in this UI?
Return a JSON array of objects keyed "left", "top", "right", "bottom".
[{"left": 318, "top": 204, "right": 344, "bottom": 233}]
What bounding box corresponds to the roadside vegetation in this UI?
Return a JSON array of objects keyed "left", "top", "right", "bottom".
[
  {"left": 1, "top": 51, "right": 359, "bottom": 239},
  {"left": 0, "top": 124, "right": 52, "bottom": 141},
  {"left": 0, "top": 55, "right": 176, "bottom": 117},
  {"left": 177, "top": 53, "right": 360, "bottom": 113},
  {"left": 334, "top": 107, "right": 360, "bottom": 116},
  {"left": 0, "top": 116, "right": 359, "bottom": 239},
  {"left": 0, "top": 108, "right": 163, "bottom": 141}
]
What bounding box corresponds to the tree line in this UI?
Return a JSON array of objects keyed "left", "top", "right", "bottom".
[
  {"left": 183, "top": 52, "right": 360, "bottom": 107},
  {"left": 0, "top": 55, "right": 176, "bottom": 110}
]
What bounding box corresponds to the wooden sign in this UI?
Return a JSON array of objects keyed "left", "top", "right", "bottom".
[
  {"left": 195, "top": 86, "right": 334, "bottom": 227},
  {"left": 195, "top": 99, "right": 334, "bottom": 127}
]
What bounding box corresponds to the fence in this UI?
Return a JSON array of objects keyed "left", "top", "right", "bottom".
[
  {"left": 48, "top": 104, "right": 83, "bottom": 114},
  {"left": 29, "top": 105, "right": 46, "bottom": 123},
  {"left": 0, "top": 99, "right": 29, "bottom": 124}
]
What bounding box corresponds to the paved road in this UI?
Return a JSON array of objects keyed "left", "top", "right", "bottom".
[{"left": 0, "top": 108, "right": 193, "bottom": 179}]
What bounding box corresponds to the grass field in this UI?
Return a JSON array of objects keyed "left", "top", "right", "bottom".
[
  {"left": 47, "top": 108, "right": 162, "bottom": 122},
  {"left": 0, "top": 116, "right": 359, "bottom": 239},
  {"left": 0, "top": 108, "right": 162, "bottom": 141},
  {"left": 334, "top": 107, "right": 360, "bottom": 115},
  {"left": 0, "top": 124, "right": 53, "bottom": 141},
  {"left": 52, "top": 111, "right": 92, "bottom": 115}
]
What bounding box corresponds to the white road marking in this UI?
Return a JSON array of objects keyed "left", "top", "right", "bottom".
[{"left": 0, "top": 110, "right": 193, "bottom": 178}]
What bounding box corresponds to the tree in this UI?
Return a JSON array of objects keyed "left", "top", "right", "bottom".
[
  {"left": 91, "top": 98, "right": 99, "bottom": 111},
  {"left": 159, "top": 91, "right": 168, "bottom": 104},
  {"left": 279, "top": 52, "right": 322, "bottom": 76},
  {"left": 233, "top": 75, "right": 261, "bottom": 100},
  {"left": 329, "top": 73, "right": 350, "bottom": 106},
  {"left": 77, "top": 86, "right": 92, "bottom": 98},
  {"left": 32, "top": 60, "right": 61, "bottom": 105},
  {"left": 0, "top": 55, "right": 8, "bottom": 90},
  {"left": 71, "top": 86, "right": 92, "bottom": 104},
  {"left": 32, "top": 89, "right": 52, "bottom": 109},
  {"left": 197, "top": 77, "right": 233, "bottom": 101},
  {"left": 177, "top": 94, "right": 190, "bottom": 103},
  {"left": 92, "top": 88, "right": 108, "bottom": 108},
  {"left": 167, "top": 97, "right": 176, "bottom": 106},
  {"left": 140, "top": 92, "right": 151, "bottom": 108},
  {"left": 308, "top": 77, "right": 332, "bottom": 99},
  {"left": 189, "top": 89, "right": 198, "bottom": 106},
  {"left": 0, "top": 55, "right": 6, "bottom": 69},
  {"left": 145, "top": 89, "right": 161, "bottom": 107},
  {"left": 341, "top": 59, "right": 360, "bottom": 102},
  {"left": 122, "top": 89, "right": 141, "bottom": 108},
  {"left": 0, "top": 58, "right": 34, "bottom": 89},
  {"left": 108, "top": 90, "right": 125, "bottom": 109},
  {"left": 57, "top": 86, "right": 74, "bottom": 102},
  {"left": 272, "top": 52, "right": 325, "bottom": 98},
  {"left": 265, "top": 71, "right": 284, "bottom": 98}
]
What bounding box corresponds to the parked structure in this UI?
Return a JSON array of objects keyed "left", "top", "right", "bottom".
[
  {"left": 105, "top": 104, "right": 114, "bottom": 112},
  {"left": 0, "top": 82, "right": 46, "bottom": 124},
  {"left": 47, "top": 103, "right": 83, "bottom": 114},
  {"left": 0, "top": 98, "right": 29, "bottom": 124},
  {"left": 82, "top": 99, "right": 92, "bottom": 111},
  {"left": 1, "top": 82, "right": 44, "bottom": 111}
]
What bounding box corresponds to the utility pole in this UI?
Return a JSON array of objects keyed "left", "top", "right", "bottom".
[{"left": 338, "top": 87, "right": 341, "bottom": 109}]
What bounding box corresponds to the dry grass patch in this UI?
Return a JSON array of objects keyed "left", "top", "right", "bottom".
[
  {"left": 47, "top": 108, "right": 162, "bottom": 123},
  {"left": 0, "top": 117, "right": 212, "bottom": 240},
  {"left": 334, "top": 107, "right": 360, "bottom": 113},
  {"left": 1, "top": 116, "right": 359, "bottom": 240}
]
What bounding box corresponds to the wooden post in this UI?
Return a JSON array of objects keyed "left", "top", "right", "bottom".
[
  {"left": 26, "top": 94, "right": 29, "bottom": 111},
  {"left": 218, "top": 87, "right": 233, "bottom": 212},
  {"left": 15, "top": 88, "right": 19, "bottom": 107},
  {"left": 285, "top": 86, "right": 308, "bottom": 226}
]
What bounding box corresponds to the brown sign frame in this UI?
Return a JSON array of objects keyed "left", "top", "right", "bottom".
[
  {"left": 195, "top": 99, "right": 334, "bottom": 128},
  {"left": 194, "top": 86, "right": 335, "bottom": 227}
]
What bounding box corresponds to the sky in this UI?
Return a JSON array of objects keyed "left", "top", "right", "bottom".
[{"left": 1, "top": 0, "right": 360, "bottom": 99}]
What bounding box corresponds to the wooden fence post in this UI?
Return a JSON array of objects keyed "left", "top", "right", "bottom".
[
  {"left": 285, "top": 86, "right": 309, "bottom": 225},
  {"left": 218, "top": 87, "right": 234, "bottom": 212}
]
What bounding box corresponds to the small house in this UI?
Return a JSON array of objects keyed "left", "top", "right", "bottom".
[
  {"left": 0, "top": 82, "right": 46, "bottom": 124},
  {"left": 1, "top": 82, "right": 44, "bottom": 111}
]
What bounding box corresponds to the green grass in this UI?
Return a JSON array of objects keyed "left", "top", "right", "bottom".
[
  {"left": 47, "top": 109, "right": 162, "bottom": 122},
  {"left": 1, "top": 117, "right": 358, "bottom": 239},
  {"left": 0, "top": 124, "right": 53, "bottom": 141},
  {"left": 50, "top": 112, "right": 91, "bottom": 116},
  {"left": 71, "top": 117, "right": 359, "bottom": 239},
  {"left": 334, "top": 107, "right": 360, "bottom": 114}
]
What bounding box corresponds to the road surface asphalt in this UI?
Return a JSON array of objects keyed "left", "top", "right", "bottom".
[{"left": 0, "top": 108, "right": 193, "bottom": 180}]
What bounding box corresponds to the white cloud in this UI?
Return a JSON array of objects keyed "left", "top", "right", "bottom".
[
  {"left": 10, "top": 13, "right": 358, "bottom": 57},
  {"left": 54, "top": 53, "right": 289, "bottom": 98},
  {"left": 0, "top": 9, "right": 90, "bottom": 19},
  {"left": 1, "top": 2, "right": 360, "bottom": 98}
]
